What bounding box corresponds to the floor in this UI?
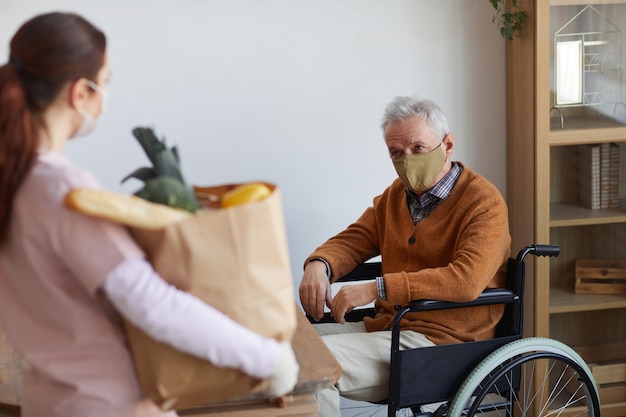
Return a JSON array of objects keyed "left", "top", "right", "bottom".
[
  {"left": 340, "top": 398, "right": 421, "bottom": 417},
  {"left": 340, "top": 398, "right": 389, "bottom": 416},
  {"left": 340, "top": 398, "right": 448, "bottom": 416}
]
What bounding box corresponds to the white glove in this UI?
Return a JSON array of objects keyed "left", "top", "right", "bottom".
[{"left": 266, "top": 341, "right": 299, "bottom": 398}]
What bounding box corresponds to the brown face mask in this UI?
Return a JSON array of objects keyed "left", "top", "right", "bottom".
[{"left": 392, "top": 143, "right": 446, "bottom": 194}]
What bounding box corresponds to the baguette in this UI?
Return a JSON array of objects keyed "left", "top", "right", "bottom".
[{"left": 64, "top": 189, "right": 192, "bottom": 229}]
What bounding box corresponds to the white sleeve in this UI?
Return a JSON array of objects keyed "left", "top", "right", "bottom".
[{"left": 102, "top": 258, "right": 281, "bottom": 379}]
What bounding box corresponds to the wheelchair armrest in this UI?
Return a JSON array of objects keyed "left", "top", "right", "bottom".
[
  {"left": 310, "top": 307, "right": 376, "bottom": 324},
  {"left": 312, "top": 289, "right": 516, "bottom": 325},
  {"left": 408, "top": 288, "right": 518, "bottom": 312},
  {"left": 390, "top": 288, "right": 519, "bottom": 351},
  {"left": 335, "top": 262, "right": 381, "bottom": 282}
]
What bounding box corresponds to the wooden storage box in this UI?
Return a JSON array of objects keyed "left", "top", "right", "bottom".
[
  {"left": 589, "top": 362, "right": 626, "bottom": 404},
  {"left": 575, "top": 342, "right": 626, "bottom": 405},
  {"left": 575, "top": 259, "right": 626, "bottom": 295}
]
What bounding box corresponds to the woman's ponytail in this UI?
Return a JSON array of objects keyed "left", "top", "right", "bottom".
[{"left": 0, "top": 62, "right": 38, "bottom": 245}]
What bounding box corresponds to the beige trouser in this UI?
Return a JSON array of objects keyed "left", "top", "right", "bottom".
[{"left": 313, "top": 322, "right": 435, "bottom": 417}]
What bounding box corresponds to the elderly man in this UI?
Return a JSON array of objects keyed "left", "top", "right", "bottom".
[{"left": 299, "top": 95, "right": 511, "bottom": 416}]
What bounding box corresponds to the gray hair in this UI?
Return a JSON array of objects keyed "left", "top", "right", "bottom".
[{"left": 380, "top": 96, "right": 450, "bottom": 140}]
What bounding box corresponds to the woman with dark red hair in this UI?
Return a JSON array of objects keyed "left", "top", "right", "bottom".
[{"left": 0, "top": 12, "right": 298, "bottom": 417}]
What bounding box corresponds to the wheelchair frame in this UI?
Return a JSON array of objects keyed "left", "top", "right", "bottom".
[{"left": 310, "top": 245, "right": 602, "bottom": 417}]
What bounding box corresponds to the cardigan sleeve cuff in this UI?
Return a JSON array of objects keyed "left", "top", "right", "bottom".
[{"left": 307, "top": 257, "right": 331, "bottom": 279}]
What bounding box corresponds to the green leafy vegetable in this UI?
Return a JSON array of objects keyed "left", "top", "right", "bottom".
[{"left": 122, "top": 127, "right": 198, "bottom": 213}]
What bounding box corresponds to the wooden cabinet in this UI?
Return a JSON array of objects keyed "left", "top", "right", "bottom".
[{"left": 507, "top": 1, "right": 626, "bottom": 414}]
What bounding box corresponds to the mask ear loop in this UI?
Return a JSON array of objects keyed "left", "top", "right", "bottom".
[
  {"left": 441, "top": 133, "right": 451, "bottom": 162},
  {"left": 85, "top": 80, "right": 109, "bottom": 113}
]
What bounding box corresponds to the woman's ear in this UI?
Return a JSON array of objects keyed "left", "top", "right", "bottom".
[{"left": 69, "top": 78, "right": 91, "bottom": 110}]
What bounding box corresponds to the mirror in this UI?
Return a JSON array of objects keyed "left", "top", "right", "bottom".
[{"left": 556, "top": 40, "right": 583, "bottom": 106}]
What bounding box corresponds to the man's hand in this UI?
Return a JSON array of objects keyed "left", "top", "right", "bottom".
[
  {"left": 330, "top": 282, "right": 377, "bottom": 324},
  {"left": 299, "top": 261, "right": 332, "bottom": 322}
]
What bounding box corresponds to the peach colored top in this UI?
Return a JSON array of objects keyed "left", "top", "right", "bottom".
[{"left": 0, "top": 150, "right": 175, "bottom": 417}]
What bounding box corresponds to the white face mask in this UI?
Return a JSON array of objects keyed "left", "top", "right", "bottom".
[{"left": 73, "top": 80, "right": 108, "bottom": 138}]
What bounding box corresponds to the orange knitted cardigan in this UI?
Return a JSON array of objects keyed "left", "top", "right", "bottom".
[{"left": 305, "top": 163, "right": 511, "bottom": 345}]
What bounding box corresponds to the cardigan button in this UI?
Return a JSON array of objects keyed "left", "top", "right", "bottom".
[{"left": 408, "top": 236, "right": 416, "bottom": 244}]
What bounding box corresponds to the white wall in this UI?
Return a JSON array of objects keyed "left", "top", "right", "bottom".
[{"left": 0, "top": 1, "right": 507, "bottom": 299}]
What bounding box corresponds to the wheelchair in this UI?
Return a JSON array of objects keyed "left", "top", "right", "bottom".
[{"left": 309, "top": 245, "right": 602, "bottom": 417}]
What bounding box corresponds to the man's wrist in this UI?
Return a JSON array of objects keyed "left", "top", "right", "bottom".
[
  {"left": 309, "top": 258, "right": 331, "bottom": 279},
  {"left": 375, "top": 276, "right": 387, "bottom": 300}
]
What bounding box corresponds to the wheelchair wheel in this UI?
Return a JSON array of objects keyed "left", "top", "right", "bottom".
[{"left": 447, "top": 337, "right": 600, "bottom": 417}]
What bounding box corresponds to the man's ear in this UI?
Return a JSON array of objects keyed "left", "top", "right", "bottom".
[
  {"left": 443, "top": 133, "right": 455, "bottom": 157},
  {"left": 69, "top": 78, "right": 91, "bottom": 110}
]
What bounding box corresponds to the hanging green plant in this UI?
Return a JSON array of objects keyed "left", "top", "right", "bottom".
[{"left": 489, "top": 0, "right": 527, "bottom": 41}]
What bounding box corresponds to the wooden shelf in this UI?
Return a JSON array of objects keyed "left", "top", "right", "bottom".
[
  {"left": 549, "top": 125, "right": 626, "bottom": 146},
  {"left": 550, "top": 287, "right": 626, "bottom": 314},
  {"left": 575, "top": 341, "right": 626, "bottom": 363},
  {"left": 600, "top": 402, "right": 626, "bottom": 417},
  {"left": 550, "top": 203, "right": 626, "bottom": 227}
]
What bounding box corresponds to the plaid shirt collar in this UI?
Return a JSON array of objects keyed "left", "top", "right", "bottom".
[
  {"left": 426, "top": 162, "right": 462, "bottom": 200},
  {"left": 405, "top": 162, "right": 463, "bottom": 223}
]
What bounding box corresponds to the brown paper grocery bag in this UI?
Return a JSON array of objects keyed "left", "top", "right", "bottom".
[{"left": 125, "top": 183, "right": 297, "bottom": 411}]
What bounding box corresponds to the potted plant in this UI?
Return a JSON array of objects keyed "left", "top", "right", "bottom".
[{"left": 489, "top": 0, "right": 527, "bottom": 41}]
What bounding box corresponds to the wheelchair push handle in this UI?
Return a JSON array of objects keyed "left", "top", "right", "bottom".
[
  {"left": 518, "top": 244, "right": 560, "bottom": 263},
  {"left": 533, "top": 244, "right": 560, "bottom": 257}
]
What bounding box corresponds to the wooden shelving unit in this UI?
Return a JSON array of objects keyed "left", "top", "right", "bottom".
[
  {"left": 550, "top": 203, "right": 626, "bottom": 227},
  {"left": 550, "top": 287, "right": 626, "bottom": 313},
  {"left": 507, "top": 1, "right": 626, "bottom": 414}
]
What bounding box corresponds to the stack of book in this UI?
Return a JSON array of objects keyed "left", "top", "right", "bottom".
[{"left": 578, "top": 143, "right": 621, "bottom": 210}]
